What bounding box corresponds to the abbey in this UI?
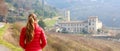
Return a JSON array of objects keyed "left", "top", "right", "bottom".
[
  {"left": 57, "top": 16, "right": 102, "bottom": 33},
  {"left": 55, "top": 10, "right": 102, "bottom": 33}
]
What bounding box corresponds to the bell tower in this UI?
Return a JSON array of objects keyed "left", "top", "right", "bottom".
[
  {"left": 88, "top": 16, "right": 98, "bottom": 33},
  {"left": 65, "top": 10, "right": 70, "bottom": 21}
]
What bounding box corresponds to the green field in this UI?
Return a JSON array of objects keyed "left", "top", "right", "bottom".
[{"left": 44, "top": 18, "right": 57, "bottom": 28}]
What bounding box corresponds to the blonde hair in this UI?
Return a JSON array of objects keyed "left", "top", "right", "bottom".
[{"left": 26, "top": 13, "right": 37, "bottom": 43}]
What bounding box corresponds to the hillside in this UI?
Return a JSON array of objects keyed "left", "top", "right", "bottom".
[
  {"left": 5, "top": 0, "right": 59, "bottom": 22},
  {"left": 1, "top": 23, "right": 120, "bottom": 51},
  {"left": 0, "top": 0, "right": 8, "bottom": 22},
  {"left": 46, "top": 0, "right": 120, "bottom": 27},
  {"left": 44, "top": 32, "right": 120, "bottom": 51}
]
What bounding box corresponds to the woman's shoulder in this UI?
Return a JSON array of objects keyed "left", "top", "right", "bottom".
[
  {"left": 21, "top": 26, "right": 26, "bottom": 31},
  {"left": 35, "top": 24, "right": 43, "bottom": 31},
  {"left": 36, "top": 26, "right": 42, "bottom": 30}
]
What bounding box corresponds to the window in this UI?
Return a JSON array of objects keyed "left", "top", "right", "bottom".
[
  {"left": 92, "top": 19, "right": 94, "bottom": 22},
  {"left": 89, "top": 28, "right": 91, "bottom": 30},
  {"left": 79, "top": 24, "right": 81, "bottom": 26},
  {"left": 68, "top": 28, "right": 70, "bottom": 30},
  {"left": 83, "top": 24, "right": 84, "bottom": 26},
  {"left": 89, "top": 22, "right": 91, "bottom": 25},
  {"left": 77, "top": 24, "right": 79, "bottom": 26},
  {"left": 93, "top": 28, "right": 94, "bottom": 30}
]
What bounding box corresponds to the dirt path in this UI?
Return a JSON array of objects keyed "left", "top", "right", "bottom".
[
  {"left": 0, "top": 22, "right": 5, "bottom": 28},
  {"left": 0, "top": 23, "right": 11, "bottom": 51},
  {"left": 0, "top": 45, "right": 10, "bottom": 51}
]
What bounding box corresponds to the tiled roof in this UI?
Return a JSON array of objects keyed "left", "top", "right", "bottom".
[{"left": 58, "top": 21, "right": 88, "bottom": 24}]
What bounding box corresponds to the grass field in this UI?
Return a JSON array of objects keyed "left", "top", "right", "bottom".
[
  {"left": 44, "top": 18, "right": 57, "bottom": 28},
  {"left": 44, "top": 19, "right": 56, "bottom": 27}
]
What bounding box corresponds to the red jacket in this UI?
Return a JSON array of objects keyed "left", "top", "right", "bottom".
[{"left": 19, "top": 23, "right": 47, "bottom": 51}]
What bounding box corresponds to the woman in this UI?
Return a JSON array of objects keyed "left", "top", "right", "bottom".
[{"left": 19, "top": 13, "right": 47, "bottom": 51}]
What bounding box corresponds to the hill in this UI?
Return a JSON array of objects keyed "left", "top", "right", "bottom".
[
  {"left": 5, "top": 0, "right": 59, "bottom": 22},
  {"left": 46, "top": 0, "right": 120, "bottom": 27},
  {"left": 1, "top": 23, "right": 120, "bottom": 51}
]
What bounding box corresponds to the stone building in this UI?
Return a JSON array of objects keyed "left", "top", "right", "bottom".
[{"left": 57, "top": 16, "right": 102, "bottom": 33}]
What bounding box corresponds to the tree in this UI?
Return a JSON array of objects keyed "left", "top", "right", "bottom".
[
  {"left": 0, "top": 0, "right": 8, "bottom": 22},
  {"left": 38, "top": 18, "right": 46, "bottom": 30},
  {"left": 97, "top": 29, "right": 103, "bottom": 33}
]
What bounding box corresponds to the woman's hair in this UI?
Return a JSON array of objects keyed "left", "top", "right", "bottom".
[{"left": 25, "top": 13, "right": 37, "bottom": 43}]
